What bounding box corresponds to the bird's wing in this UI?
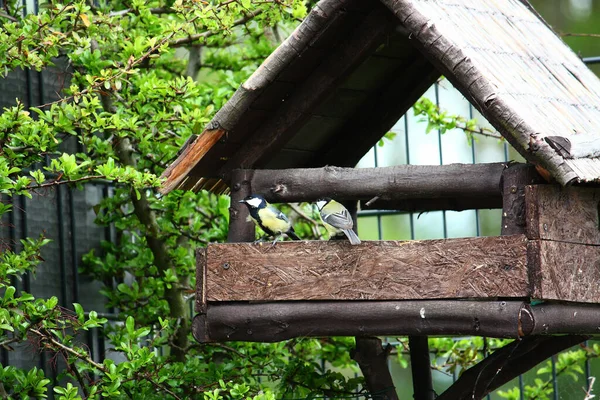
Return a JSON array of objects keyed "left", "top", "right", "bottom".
[
  {"left": 322, "top": 208, "right": 353, "bottom": 230},
  {"left": 269, "top": 205, "right": 290, "bottom": 223}
]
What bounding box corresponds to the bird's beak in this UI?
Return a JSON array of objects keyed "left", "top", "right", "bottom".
[{"left": 238, "top": 199, "right": 246, "bottom": 203}]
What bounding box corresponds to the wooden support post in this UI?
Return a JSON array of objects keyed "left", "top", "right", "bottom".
[
  {"left": 500, "top": 163, "right": 543, "bottom": 235},
  {"left": 195, "top": 248, "right": 207, "bottom": 314},
  {"left": 344, "top": 202, "right": 399, "bottom": 400},
  {"left": 352, "top": 338, "right": 399, "bottom": 400},
  {"left": 227, "top": 169, "right": 255, "bottom": 243},
  {"left": 194, "top": 169, "right": 256, "bottom": 341},
  {"left": 409, "top": 336, "right": 435, "bottom": 400}
]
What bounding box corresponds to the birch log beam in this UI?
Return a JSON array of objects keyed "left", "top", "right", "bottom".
[
  {"left": 191, "top": 301, "right": 600, "bottom": 343},
  {"left": 247, "top": 162, "right": 508, "bottom": 210}
]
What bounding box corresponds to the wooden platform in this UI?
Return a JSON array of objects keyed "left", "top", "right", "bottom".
[
  {"left": 201, "top": 235, "right": 528, "bottom": 302},
  {"left": 193, "top": 184, "right": 600, "bottom": 342}
]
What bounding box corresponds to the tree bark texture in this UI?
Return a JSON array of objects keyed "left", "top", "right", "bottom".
[
  {"left": 226, "top": 169, "right": 256, "bottom": 243},
  {"left": 352, "top": 338, "right": 399, "bottom": 400},
  {"left": 501, "top": 164, "right": 544, "bottom": 235},
  {"left": 248, "top": 162, "right": 506, "bottom": 206},
  {"left": 192, "top": 301, "right": 600, "bottom": 343},
  {"left": 436, "top": 335, "right": 588, "bottom": 400},
  {"left": 409, "top": 336, "right": 435, "bottom": 400}
]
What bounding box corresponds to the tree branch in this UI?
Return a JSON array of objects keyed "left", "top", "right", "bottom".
[
  {"left": 352, "top": 337, "right": 399, "bottom": 400},
  {"left": 0, "top": 11, "right": 17, "bottom": 22},
  {"left": 28, "top": 175, "right": 107, "bottom": 190},
  {"left": 561, "top": 32, "right": 600, "bottom": 38},
  {"left": 39, "top": 26, "right": 183, "bottom": 109},
  {"left": 29, "top": 328, "right": 183, "bottom": 400},
  {"left": 30, "top": 328, "right": 105, "bottom": 372},
  {"left": 169, "top": 9, "right": 263, "bottom": 47},
  {"left": 436, "top": 336, "right": 589, "bottom": 400},
  {"left": 109, "top": 7, "right": 177, "bottom": 17},
  {"left": 288, "top": 203, "right": 324, "bottom": 240},
  {"left": 90, "top": 39, "right": 189, "bottom": 362}
]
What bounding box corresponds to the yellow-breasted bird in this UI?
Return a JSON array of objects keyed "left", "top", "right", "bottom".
[
  {"left": 315, "top": 198, "right": 361, "bottom": 245},
  {"left": 239, "top": 195, "right": 300, "bottom": 244}
]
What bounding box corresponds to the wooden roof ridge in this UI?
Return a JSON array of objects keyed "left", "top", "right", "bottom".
[
  {"left": 161, "top": 0, "right": 600, "bottom": 194},
  {"left": 159, "top": 0, "right": 353, "bottom": 194}
]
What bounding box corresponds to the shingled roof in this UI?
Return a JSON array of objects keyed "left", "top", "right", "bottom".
[{"left": 160, "top": 0, "right": 600, "bottom": 194}]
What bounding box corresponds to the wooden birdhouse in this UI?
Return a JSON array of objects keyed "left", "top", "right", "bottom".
[{"left": 161, "top": 0, "right": 600, "bottom": 397}]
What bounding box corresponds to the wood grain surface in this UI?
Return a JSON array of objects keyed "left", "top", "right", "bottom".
[
  {"left": 525, "top": 185, "right": 600, "bottom": 245},
  {"left": 529, "top": 240, "right": 600, "bottom": 303},
  {"left": 203, "top": 235, "right": 529, "bottom": 301}
]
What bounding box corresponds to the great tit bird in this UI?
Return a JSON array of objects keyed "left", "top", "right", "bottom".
[
  {"left": 238, "top": 195, "right": 300, "bottom": 244},
  {"left": 315, "top": 198, "right": 361, "bottom": 245}
]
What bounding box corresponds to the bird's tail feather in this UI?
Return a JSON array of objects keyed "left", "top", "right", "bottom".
[
  {"left": 343, "top": 229, "right": 361, "bottom": 245},
  {"left": 287, "top": 230, "right": 300, "bottom": 240}
]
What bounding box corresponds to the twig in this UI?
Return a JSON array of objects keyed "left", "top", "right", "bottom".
[
  {"left": 0, "top": 11, "right": 17, "bottom": 22},
  {"left": 70, "top": 361, "right": 90, "bottom": 398},
  {"left": 464, "top": 126, "right": 502, "bottom": 140},
  {"left": 209, "top": 343, "right": 250, "bottom": 359},
  {"left": 561, "top": 32, "right": 600, "bottom": 38},
  {"left": 169, "top": 9, "right": 263, "bottom": 47},
  {"left": 288, "top": 203, "right": 324, "bottom": 240},
  {"left": 29, "top": 328, "right": 183, "bottom": 400},
  {"left": 583, "top": 376, "right": 595, "bottom": 400},
  {"left": 28, "top": 175, "right": 107, "bottom": 190},
  {"left": 288, "top": 203, "right": 319, "bottom": 226},
  {"left": 109, "top": 7, "right": 175, "bottom": 17},
  {"left": 0, "top": 337, "right": 20, "bottom": 349},
  {"left": 30, "top": 328, "right": 105, "bottom": 372},
  {"left": 365, "top": 195, "right": 380, "bottom": 207}
]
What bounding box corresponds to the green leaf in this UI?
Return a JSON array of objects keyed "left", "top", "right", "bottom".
[
  {"left": 126, "top": 316, "right": 135, "bottom": 336},
  {"left": 3, "top": 286, "right": 16, "bottom": 303},
  {"left": 73, "top": 303, "right": 84, "bottom": 323}
]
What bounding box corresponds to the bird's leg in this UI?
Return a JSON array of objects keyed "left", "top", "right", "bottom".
[
  {"left": 269, "top": 235, "right": 282, "bottom": 248},
  {"left": 253, "top": 236, "right": 268, "bottom": 244}
]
